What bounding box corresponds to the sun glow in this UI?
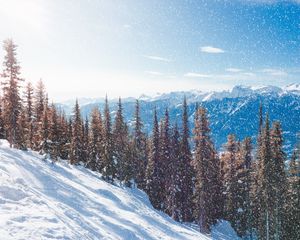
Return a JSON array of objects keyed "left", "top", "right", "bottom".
[{"left": 0, "top": 0, "right": 46, "bottom": 30}]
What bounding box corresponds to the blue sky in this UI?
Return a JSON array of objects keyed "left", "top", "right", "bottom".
[{"left": 0, "top": 0, "right": 299, "bottom": 101}]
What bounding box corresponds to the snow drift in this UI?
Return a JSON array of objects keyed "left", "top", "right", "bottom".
[{"left": 0, "top": 140, "right": 210, "bottom": 240}]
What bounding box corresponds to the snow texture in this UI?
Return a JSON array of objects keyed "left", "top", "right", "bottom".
[{"left": 0, "top": 140, "right": 213, "bottom": 240}]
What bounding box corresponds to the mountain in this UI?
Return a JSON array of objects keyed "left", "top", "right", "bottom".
[{"left": 58, "top": 84, "right": 300, "bottom": 154}]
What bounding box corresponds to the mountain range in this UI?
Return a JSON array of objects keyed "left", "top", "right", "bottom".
[{"left": 57, "top": 84, "right": 300, "bottom": 154}]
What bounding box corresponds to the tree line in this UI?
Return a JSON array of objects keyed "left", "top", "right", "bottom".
[{"left": 0, "top": 39, "right": 299, "bottom": 239}]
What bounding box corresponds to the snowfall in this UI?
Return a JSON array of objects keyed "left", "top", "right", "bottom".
[{"left": 0, "top": 140, "right": 239, "bottom": 240}]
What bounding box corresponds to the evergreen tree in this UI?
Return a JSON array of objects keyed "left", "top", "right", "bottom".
[
  {"left": 88, "top": 108, "right": 103, "bottom": 171},
  {"left": 15, "top": 108, "right": 27, "bottom": 150},
  {"left": 159, "top": 108, "right": 171, "bottom": 210},
  {"left": 235, "top": 137, "right": 254, "bottom": 237},
  {"left": 179, "top": 97, "right": 194, "bottom": 222},
  {"left": 70, "top": 100, "right": 83, "bottom": 165},
  {"left": 24, "top": 82, "right": 34, "bottom": 148},
  {"left": 146, "top": 108, "right": 163, "bottom": 210},
  {"left": 284, "top": 147, "right": 300, "bottom": 240},
  {"left": 166, "top": 123, "right": 182, "bottom": 220},
  {"left": 33, "top": 79, "right": 46, "bottom": 150},
  {"left": 49, "top": 104, "right": 60, "bottom": 161},
  {"left": 102, "top": 96, "right": 115, "bottom": 181},
  {"left": 132, "top": 100, "right": 147, "bottom": 189},
  {"left": 1, "top": 39, "right": 23, "bottom": 147},
  {"left": 193, "top": 107, "right": 219, "bottom": 233},
  {"left": 256, "top": 113, "right": 273, "bottom": 240},
  {"left": 221, "top": 134, "right": 238, "bottom": 224},
  {"left": 270, "top": 121, "right": 287, "bottom": 240},
  {"left": 113, "top": 98, "right": 132, "bottom": 186},
  {"left": 40, "top": 102, "right": 50, "bottom": 157}
]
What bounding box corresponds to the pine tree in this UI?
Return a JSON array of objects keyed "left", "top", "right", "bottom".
[
  {"left": 113, "top": 98, "right": 132, "bottom": 186},
  {"left": 221, "top": 134, "right": 238, "bottom": 224},
  {"left": 193, "top": 107, "right": 219, "bottom": 233},
  {"left": 250, "top": 102, "right": 264, "bottom": 238},
  {"left": 256, "top": 113, "right": 273, "bottom": 240},
  {"left": 159, "top": 108, "right": 171, "bottom": 211},
  {"left": 284, "top": 147, "right": 300, "bottom": 240},
  {"left": 33, "top": 79, "right": 46, "bottom": 150},
  {"left": 49, "top": 104, "right": 60, "bottom": 161},
  {"left": 179, "top": 97, "right": 194, "bottom": 222},
  {"left": 15, "top": 107, "right": 27, "bottom": 150},
  {"left": 146, "top": 108, "right": 163, "bottom": 210},
  {"left": 87, "top": 107, "right": 103, "bottom": 171},
  {"left": 24, "top": 82, "right": 34, "bottom": 148},
  {"left": 235, "top": 137, "right": 253, "bottom": 237},
  {"left": 270, "top": 121, "right": 287, "bottom": 240},
  {"left": 1, "top": 39, "right": 23, "bottom": 147},
  {"left": 132, "top": 100, "right": 147, "bottom": 189},
  {"left": 40, "top": 102, "right": 50, "bottom": 157},
  {"left": 166, "top": 123, "right": 182, "bottom": 220},
  {"left": 57, "top": 111, "right": 70, "bottom": 160},
  {"left": 102, "top": 96, "right": 115, "bottom": 181},
  {"left": 70, "top": 100, "right": 83, "bottom": 165}
]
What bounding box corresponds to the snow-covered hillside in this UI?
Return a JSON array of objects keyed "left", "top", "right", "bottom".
[{"left": 0, "top": 140, "right": 237, "bottom": 240}]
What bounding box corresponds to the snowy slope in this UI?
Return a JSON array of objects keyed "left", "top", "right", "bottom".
[{"left": 0, "top": 140, "right": 213, "bottom": 240}]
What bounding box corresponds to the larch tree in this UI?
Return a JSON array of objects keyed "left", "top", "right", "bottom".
[
  {"left": 70, "top": 100, "right": 83, "bottom": 165},
  {"left": 179, "top": 97, "right": 194, "bottom": 222},
  {"left": 1, "top": 39, "right": 23, "bottom": 147},
  {"left": 24, "top": 82, "right": 34, "bottom": 149},
  {"left": 113, "top": 98, "right": 132, "bottom": 186},
  {"left": 132, "top": 100, "right": 147, "bottom": 189},
  {"left": 102, "top": 96, "right": 115, "bottom": 181},
  {"left": 160, "top": 108, "right": 171, "bottom": 211},
  {"left": 270, "top": 121, "right": 287, "bottom": 240},
  {"left": 193, "top": 107, "right": 219, "bottom": 233},
  {"left": 284, "top": 147, "right": 300, "bottom": 240},
  {"left": 146, "top": 108, "right": 163, "bottom": 210},
  {"left": 88, "top": 107, "right": 103, "bottom": 172}
]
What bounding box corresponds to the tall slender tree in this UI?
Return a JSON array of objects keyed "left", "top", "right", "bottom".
[
  {"left": 193, "top": 107, "right": 219, "bottom": 233},
  {"left": 102, "top": 96, "right": 115, "bottom": 181},
  {"left": 113, "top": 98, "right": 132, "bottom": 186},
  {"left": 1, "top": 39, "right": 23, "bottom": 147},
  {"left": 132, "top": 100, "right": 147, "bottom": 189},
  {"left": 88, "top": 108, "right": 103, "bottom": 171},
  {"left": 70, "top": 100, "right": 83, "bottom": 165},
  {"left": 146, "top": 108, "right": 163, "bottom": 209},
  {"left": 179, "top": 97, "right": 194, "bottom": 222},
  {"left": 24, "top": 82, "right": 34, "bottom": 148}
]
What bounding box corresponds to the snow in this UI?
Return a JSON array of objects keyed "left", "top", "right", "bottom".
[{"left": 0, "top": 140, "right": 210, "bottom": 240}]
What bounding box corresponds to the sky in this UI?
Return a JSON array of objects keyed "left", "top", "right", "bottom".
[{"left": 0, "top": 0, "right": 299, "bottom": 101}]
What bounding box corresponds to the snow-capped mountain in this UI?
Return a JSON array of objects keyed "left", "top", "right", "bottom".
[
  {"left": 0, "top": 140, "right": 238, "bottom": 240},
  {"left": 58, "top": 84, "right": 300, "bottom": 153}
]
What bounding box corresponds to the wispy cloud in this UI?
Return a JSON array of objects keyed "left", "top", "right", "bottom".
[
  {"left": 184, "top": 72, "right": 212, "bottom": 78},
  {"left": 261, "top": 68, "right": 287, "bottom": 76},
  {"left": 145, "top": 71, "right": 163, "bottom": 76},
  {"left": 226, "top": 68, "right": 243, "bottom": 73},
  {"left": 143, "top": 55, "right": 172, "bottom": 62},
  {"left": 200, "top": 46, "right": 225, "bottom": 54}
]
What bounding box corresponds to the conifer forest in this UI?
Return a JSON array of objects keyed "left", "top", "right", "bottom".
[{"left": 0, "top": 38, "right": 299, "bottom": 240}]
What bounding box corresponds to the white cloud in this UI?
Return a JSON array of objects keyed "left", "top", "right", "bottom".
[
  {"left": 200, "top": 46, "right": 225, "bottom": 54},
  {"left": 261, "top": 68, "right": 287, "bottom": 76},
  {"left": 226, "top": 68, "right": 243, "bottom": 73},
  {"left": 145, "top": 71, "right": 163, "bottom": 76},
  {"left": 184, "top": 72, "right": 212, "bottom": 78},
  {"left": 143, "top": 55, "right": 172, "bottom": 62}
]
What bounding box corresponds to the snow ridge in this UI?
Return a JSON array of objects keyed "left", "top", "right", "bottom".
[{"left": 0, "top": 140, "right": 212, "bottom": 240}]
